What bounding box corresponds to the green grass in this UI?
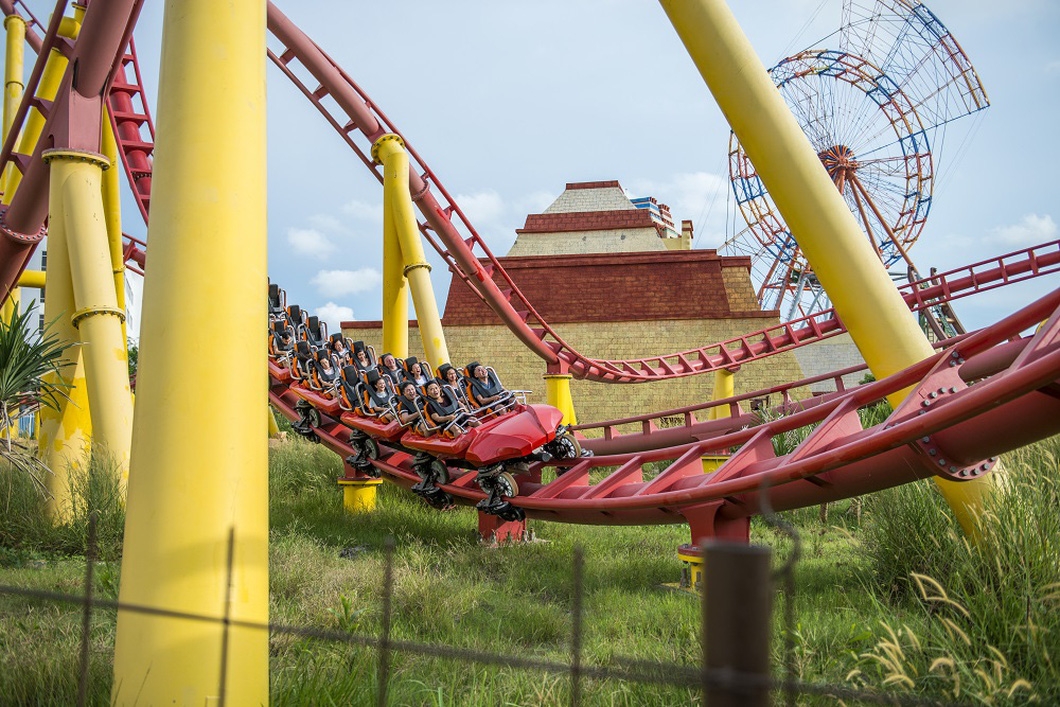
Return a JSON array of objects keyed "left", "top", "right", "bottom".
[{"left": 1, "top": 433, "right": 1058, "bottom": 704}]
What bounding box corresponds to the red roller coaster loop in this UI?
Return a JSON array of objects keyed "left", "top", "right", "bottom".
[{"left": 2, "top": 2, "right": 1058, "bottom": 541}]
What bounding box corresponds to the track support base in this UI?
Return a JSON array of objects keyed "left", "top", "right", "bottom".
[
  {"left": 477, "top": 511, "right": 528, "bottom": 544},
  {"left": 337, "top": 478, "right": 383, "bottom": 514}
]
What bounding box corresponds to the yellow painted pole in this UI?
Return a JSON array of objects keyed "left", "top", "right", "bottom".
[
  {"left": 380, "top": 158, "right": 408, "bottom": 358},
  {"left": 111, "top": 0, "right": 268, "bottom": 703},
  {"left": 1, "top": 13, "right": 25, "bottom": 323},
  {"left": 43, "top": 149, "right": 133, "bottom": 486},
  {"left": 373, "top": 134, "right": 450, "bottom": 367},
  {"left": 708, "top": 368, "right": 735, "bottom": 421},
  {"left": 16, "top": 269, "right": 45, "bottom": 288},
  {"left": 2, "top": 14, "right": 80, "bottom": 204},
  {"left": 38, "top": 157, "right": 92, "bottom": 522},
  {"left": 1, "top": 12, "right": 25, "bottom": 209},
  {"left": 0, "top": 288, "right": 16, "bottom": 321},
  {"left": 267, "top": 405, "right": 280, "bottom": 438},
  {"left": 544, "top": 372, "right": 578, "bottom": 425},
  {"left": 659, "top": 0, "right": 989, "bottom": 533},
  {"left": 2, "top": 14, "right": 24, "bottom": 138},
  {"left": 100, "top": 109, "right": 129, "bottom": 345}
]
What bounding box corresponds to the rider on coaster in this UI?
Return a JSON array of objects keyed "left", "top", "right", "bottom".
[
  {"left": 379, "top": 353, "right": 407, "bottom": 387},
  {"left": 467, "top": 361, "right": 509, "bottom": 413},
  {"left": 437, "top": 363, "right": 464, "bottom": 392},
  {"left": 362, "top": 370, "right": 395, "bottom": 421},
  {"left": 394, "top": 380, "right": 422, "bottom": 429},
  {"left": 314, "top": 352, "right": 340, "bottom": 392},
  {"left": 329, "top": 333, "right": 352, "bottom": 367},
  {"left": 425, "top": 378, "right": 480, "bottom": 435},
  {"left": 352, "top": 343, "right": 374, "bottom": 373},
  {"left": 405, "top": 357, "right": 431, "bottom": 388}
]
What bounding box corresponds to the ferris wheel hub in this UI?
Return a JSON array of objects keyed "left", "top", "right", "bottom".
[{"left": 818, "top": 144, "right": 858, "bottom": 180}]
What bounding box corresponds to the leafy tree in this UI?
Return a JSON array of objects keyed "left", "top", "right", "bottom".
[
  {"left": 0, "top": 302, "right": 71, "bottom": 493},
  {"left": 127, "top": 339, "right": 138, "bottom": 382}
]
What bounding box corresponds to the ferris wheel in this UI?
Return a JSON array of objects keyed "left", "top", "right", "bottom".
[{"left": 723, "top": 0, "right": 989, "bottom": 320}]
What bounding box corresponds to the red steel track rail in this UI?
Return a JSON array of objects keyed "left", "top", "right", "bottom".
[
  {"left": 268, "top": 288, "right": 1060, "bottom": 529},
  {"left": 261, "top": 3, "right": 1059, "bottom": 383},
  {"left": 3, "top": 3, "right": 1059, "bottom": 536},
  {"left": 7, "top": 2, "right": 1053, "bottom": 384}
]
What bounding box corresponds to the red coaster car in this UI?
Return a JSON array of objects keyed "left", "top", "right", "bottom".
[{"left": 399, "top": 403, "right": 563, "bottom": 467}]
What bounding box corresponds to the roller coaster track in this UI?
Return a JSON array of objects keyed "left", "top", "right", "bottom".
[
  {"left": 269, "top": 288, "right": 1060, "bottom": 529},
  {"left": 4, "top": 3, "right": 1056, "bottom": 384},
  {"left": 2, "top": 2, "right": 1059, "bottom": 534}
]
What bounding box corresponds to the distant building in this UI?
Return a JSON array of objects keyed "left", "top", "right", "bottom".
[{"left": 345, "top": 180, "right": 805, "bottom": 423}]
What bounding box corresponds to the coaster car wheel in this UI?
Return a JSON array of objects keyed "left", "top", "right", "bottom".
[
  {"left": 548, "top": 431, "right": 581, "bottom": 461},
  {"left": 363, "top": 437, "right": 380, "bottom": 460},
  {"left": 496, "top": 471, "right": 519, "bottom": 499},
  {"left": 429, "top": 459, "right": 450, "bottom": 486}
]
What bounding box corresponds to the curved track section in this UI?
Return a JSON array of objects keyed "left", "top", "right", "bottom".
[
  {"left": 14, "top": 3, "right": 1053, "bottom": 386},
  {"left": 269, "top": 288, "right": 1060, "bottom": 527},
  {"left": 4, "top": 3, "right": 1059, "bottom": 532},
  {"left": 263, "top": 4, "right": 1057, "bottom": 383}
]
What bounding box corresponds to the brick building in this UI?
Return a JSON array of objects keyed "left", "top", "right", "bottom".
[{"left": 345, "top": 180, "right": 805, "bottom": 424}]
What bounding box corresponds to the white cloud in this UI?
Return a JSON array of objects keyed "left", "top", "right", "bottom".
[
  {"left": 308, "top": 213, "right": 347, "bottom": 233},
  {"left": 342, "top": 199, "right": 383, "bottom": 223},
  {"left": 1047, "top": 60, "right": 1060, "bottom": 75},
  {"left": 310, "top": 268, "right": 383, "bottom": 297},
  {"left": 315, "top": 302, "right": 355, "bottom": 332},
  {"left": 513, "top": 190, "right": 556, "bottom": 217},
  {"left": 626, "top": 172, "right": 729, "bottom": 223},
  {"left": 287, "top": 227, "right": 337, "bottom": 259},
  {"left": 993, "top": 213, "right": 1057, "bottom": 246},
  {"left": 624, "top": 171, "right": 731, "bottom": 247},
  {"left": 454, "top": 190, "right": 506, "bottom": 226}
]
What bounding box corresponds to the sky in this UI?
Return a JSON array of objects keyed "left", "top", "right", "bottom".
[{"left": 22, "top": 0, "right": 1060, "bottom": 339}]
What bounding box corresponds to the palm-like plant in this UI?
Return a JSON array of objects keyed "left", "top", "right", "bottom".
[{"left": 0, "top": 302, "right": 71, "bottom": 493}]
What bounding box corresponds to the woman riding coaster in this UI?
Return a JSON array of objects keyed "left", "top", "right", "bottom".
[
  {"left": 314, "top": 351, "right": 341, "bottom": 394},
  {"left": 424, "top": 379, "right": 480, "bottom": 436},
  {"left": 328, "top": 333, "right": 352, "bottom": 367},
  {"left": 405, "top": 357, "right": 431, "bottom": 388},
  {"left": 361, "top": 370, "right": 396, "bottom": 421},
  {"left": 352, "top": 342, "right": 375, "bottom": 373}
]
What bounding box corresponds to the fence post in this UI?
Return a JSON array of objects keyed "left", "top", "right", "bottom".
[
  {"left": 377, "top": 538, "right": 395, "bottom": 707},
  {"left": 702, "top": 540, "right": 772, "bottom": 706},
  {"left": 570, "top": 545, "right": 584, "bottom": 706}
]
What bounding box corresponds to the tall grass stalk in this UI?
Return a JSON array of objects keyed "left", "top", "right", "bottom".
[{"left": 857, "top": 435, "right": 1060, "bottom": 702}]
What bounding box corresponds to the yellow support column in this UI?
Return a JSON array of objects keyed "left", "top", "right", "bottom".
[
  {"left": 2, "top": 14, "right": 80, "bottom": 203},
  {"left": 100, "top": 110, "right": 130, "bottom": 345},
  {"left": 43, "top": 149, "right": 133, "bottom": 486},
  {"left": 373, "top": 134, "right": 450, "bottom": 368},
  {"left": 338, "top": 478, "right": 383, "bottom": 513},
  {"left": 0, "top": 12, "right": 25, "bottom": 209},
  {"left": 1, "top": 13, "right": 25, "bottom": 323},
  {"left": 2, "top": 14, "right": 25, "bottom": 141},
  {"left": 37, "top": 169, "right": 92, "bottom": 522},
  {"left": 707, "top": 368, "right": 735, "bottom": 421},
  {"left": 381, "top": 165, "right": 409, "bottom": 358},
  {"left": 659, "top": 0, "right": 989, "bottom": 534},
  {"left": 111, "top": 0, "right": 268, "bottom": 703},
  {"left": 544, "top": 369, "right": 578, "bottom": 426}
]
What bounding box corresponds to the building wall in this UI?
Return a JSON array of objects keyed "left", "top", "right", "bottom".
[
  {"left": 793, "top": 332, "right": 868, "bottom": 394},
  {"left": 507, "top": 228, "right": 667, "bottom": 256},
  {"left": 344, "top": 318, "right": 806, "bottom": 426}
]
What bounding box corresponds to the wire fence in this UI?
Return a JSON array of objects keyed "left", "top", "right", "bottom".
[{"left": 0, "top": 511, "right": 978, "bottom": 706}]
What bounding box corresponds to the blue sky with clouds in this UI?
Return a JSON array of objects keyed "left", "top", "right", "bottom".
[{"left": 24, "top": 0, "right": 1057, "bottom": 338}]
